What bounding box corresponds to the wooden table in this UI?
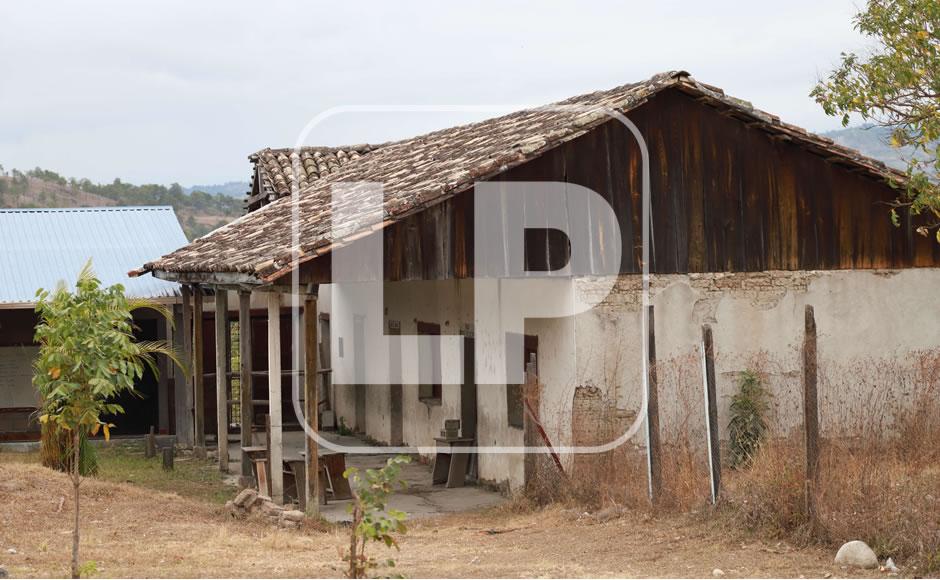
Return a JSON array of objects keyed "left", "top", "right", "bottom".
[
  {"left": 284, "top": 450, "right": 352, "bottom": 509},
  {"left": 432, "top": 437, "right": 474, "bottom": 488}
]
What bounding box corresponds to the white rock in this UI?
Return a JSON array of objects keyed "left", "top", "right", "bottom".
[
  {"left": 834, "top": 540, "right": 879, "bottom": 569},
  {"left": 281, "top": 510, "right": 305, "bottom": 523},
  {"left": 712, "top": 568, "right": 725, "bottom": 577}
]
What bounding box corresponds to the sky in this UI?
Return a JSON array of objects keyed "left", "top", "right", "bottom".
[{"left": 0, "top": 1, "right": 871, "bottom": 186}]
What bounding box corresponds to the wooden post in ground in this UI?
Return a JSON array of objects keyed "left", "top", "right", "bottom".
[
  {"left": 702, "top": 324, "right": 721, "bottom": 503},
  {"left": 215, "top": 290, "right": 229, "bottom": 472},
  {"left": 803, "top": 305, "right": 819, "bottom": 526},
  {"left": 267, "top": 292, "right": 284, "bottom": 504},
  {"left": 162, "top": 447, "right": 174, "bottom": 471},
  {"left": 303, "top": 295, "right": 320, "bottom": 516},
  {"left": 239, "top": 291, "right": 254, "bottom": 478},
  {"left": 522, "top": 355, "right": 539, "bottom": 489},
  {"left": 193, "top": 284, "right": 206, "bottom": 456},
  {"left": 178, "top": 286, "right": 194, "bottom": 447},
  {"left": 645, "top": 304, "right": 662, "bottom": 504},
  {"left": 145, "top": 426, "right": 156, "bottom": 458}
]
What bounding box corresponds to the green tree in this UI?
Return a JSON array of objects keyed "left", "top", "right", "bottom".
[
  {"left": 812, "top": 0, "right": 939, "bottom": 237},
  {"left": 34, "top": 261, "right": 182, "bottom": 578}
]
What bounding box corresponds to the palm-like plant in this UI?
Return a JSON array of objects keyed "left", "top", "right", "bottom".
[{"left": 33, "top": 260, "right": 185, "bottom": 578}]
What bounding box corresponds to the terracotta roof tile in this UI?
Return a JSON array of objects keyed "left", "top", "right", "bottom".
[{"left": 142, "top": 71, "right": 907, "bottom": 282}]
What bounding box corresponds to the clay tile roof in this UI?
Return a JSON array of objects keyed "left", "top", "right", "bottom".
[
  {"left": 141, "top": 71, "right": 908, "bottom": 283},
  {"left": 249, "top": 145, "right": 381, "bottom": 207}
]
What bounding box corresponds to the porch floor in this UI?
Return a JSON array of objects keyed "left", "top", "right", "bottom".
[{"left": 228, "top": 430, "right": 506, "bottom": 523}]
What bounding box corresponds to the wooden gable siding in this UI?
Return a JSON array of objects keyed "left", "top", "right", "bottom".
[{"left": 296, "top": 88, "right": 939, "bottom": 285}]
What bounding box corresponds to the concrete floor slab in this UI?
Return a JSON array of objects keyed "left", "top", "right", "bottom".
[{"left": 228, "top": 430, "right": 506, "bottom": 522}]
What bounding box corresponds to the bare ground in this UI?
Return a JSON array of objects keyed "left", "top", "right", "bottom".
[{"left": 0, "top": 462, "right": 888, "bottom": 579}]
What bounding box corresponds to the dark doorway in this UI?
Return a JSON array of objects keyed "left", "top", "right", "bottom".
[
  {"left": 460, "top": 335, "right": 477, "bottom": 439},
  {"left": 353, "top": 315, "right": 366, "bottom": 433},
  {"left": 104, "top": 314, "right": 160, "bottom": 435}
]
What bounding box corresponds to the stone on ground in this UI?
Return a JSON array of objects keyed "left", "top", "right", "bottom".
[
  {"left": 281, "top": 510, "right": 305, "bottom": 522},
  {"left": 834, "top": 540, "right": 879, "bottom": 569},
  {"left": 233, "top": 487, "right": 258, "bottom": 508}
]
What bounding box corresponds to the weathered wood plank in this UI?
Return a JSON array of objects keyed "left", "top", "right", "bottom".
[
  {"left": 267, "top": 292, "right": 284, "bottom": 504},
  {"left": 239, "top": 291, "right": 254, "bottom": 478},
  {"left": 214, "top": 290, "right": 229, "bottom": 473},
  {"left": 303, "top": 296, "right": 319, "bottom": 516},
  {"left": 193, "top": 285, "right": 205, "bottom": 452}
]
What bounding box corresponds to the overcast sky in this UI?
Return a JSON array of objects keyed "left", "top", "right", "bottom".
[{"left": 0, "top": 1, "right": 870, "bottom": 186}]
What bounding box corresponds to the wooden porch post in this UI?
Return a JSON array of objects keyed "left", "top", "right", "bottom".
[
  {"left": 193, "top": 284, "right": 206, "bottom": 455},
  {"left": 267, "top": 292, "right": 284, "bottom": 504},
  {"left": 156, "top": 309, "right": 170, "bottom": 434},
  {"left": 304, "top": 295, "right": 320, "bottom": 515},
  {"left": 215, "top": 290, "right": 229, "bottom": 472},
  {"left": 178, "top": 286, "right": 194, "bottom": 447},
  {"left": 239, "top": 291, "right": 254, "bottom": 478}
]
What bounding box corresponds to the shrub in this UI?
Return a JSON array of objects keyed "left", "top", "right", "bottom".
[
  {"left": 728, "top": 370, "right": 771, "bottom": 469},
  {"left": 342, "top": 455, "right": 411, "bottom": 578}
]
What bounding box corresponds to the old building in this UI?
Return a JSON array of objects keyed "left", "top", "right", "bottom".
[
  {"left": 0, "top": 206, "right": 188, "bottom": 441},
  {"left": 136, "top": 71, "right": 940, "bottom": 496}
]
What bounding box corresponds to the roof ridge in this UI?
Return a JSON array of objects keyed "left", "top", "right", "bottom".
[{"left": 0, "top": 205, "right": 176, "bottom": 213}]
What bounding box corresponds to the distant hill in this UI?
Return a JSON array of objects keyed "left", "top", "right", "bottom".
[
  {"left": 184, "top": 181, "right": 249, "bottom": 198},
  {"left": 823, "top": 124, "right": 924, "bottom": 171},
  {"left": 0, "top": 167, "right": 244, "bottom": 240}
]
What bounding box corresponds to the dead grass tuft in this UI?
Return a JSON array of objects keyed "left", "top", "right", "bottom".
[{"left": 724, "top": 350, "right": 940, "bottom": 573}]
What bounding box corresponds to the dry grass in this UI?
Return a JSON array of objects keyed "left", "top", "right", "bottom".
[
  {"left": 0, "top": 441, "right": 236, "bottom": 504},
  {"left": 0, "top": 460, "right": 874, "bottom": 578},
  {"left": 723, "top": 351, "right": 940, "bottom": 575}
]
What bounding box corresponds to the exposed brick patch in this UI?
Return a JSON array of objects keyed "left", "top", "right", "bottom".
[{"left": 575, "top": 271, "right": 819, "bottom": 311}]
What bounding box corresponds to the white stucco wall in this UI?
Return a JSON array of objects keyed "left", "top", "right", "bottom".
[{"left": 320, "top": 268, "right": 940, "bottom": 493}]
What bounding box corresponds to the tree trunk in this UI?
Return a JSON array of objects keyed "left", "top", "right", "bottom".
[
  {"left": 348, "top": 505, "right": 359, "bottom": 578},
  {"left": 71, "top": 428, "right": 80, "bottom": 579}
]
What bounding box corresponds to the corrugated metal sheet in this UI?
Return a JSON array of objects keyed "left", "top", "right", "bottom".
[{"left": 0, "top": 206, "right": 187, "bottom": 305}]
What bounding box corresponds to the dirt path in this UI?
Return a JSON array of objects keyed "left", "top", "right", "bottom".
[{"left": 0, "top": 463, "right": 883, "bottom": 578}]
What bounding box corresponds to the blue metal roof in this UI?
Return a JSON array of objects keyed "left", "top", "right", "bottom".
[{"left": 0, "top": 206, "right": 187, "bottom": 305}]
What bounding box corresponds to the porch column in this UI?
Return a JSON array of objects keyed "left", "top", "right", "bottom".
[
  {"left": 156, "top": 308, "right": 170, "bottom": 433},
  {"left": 239, "top": 291, "right": 254, "bottom": 478},
  {"left": 177, "top": 286, "right": 194, "bottom": 446},
  {"left": 214, "top": 290, "right": 229, "bottom": 472},
  {"left": 193, "top": 284, "right": 206, "bottom": 454},
  {"left": 304, "top": 295, "right": 319, "bottom": 515},
  {"left": 267, "top": 292, "right": 284, "bottom": 504}
]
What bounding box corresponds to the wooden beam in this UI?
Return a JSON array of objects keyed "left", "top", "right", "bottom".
[
  {"left": 702, "top": 324, "right": 721, "bottom": 503},
  {"left": 178, "top": 287, "right": 194, "bottom": 447},
  {"left": 156, "top": 309, "right": 170, "bottom": 433},
  {"left": 151, "top": 269, "right": 261, "bottom": 287},
  {"left": 646, "top": 304, "right": 662, "bottom": 504},
  {"left": 803, "top": 305, "right": 820, "bottom": 527},
  {"left": 239, "top": 291, "right": 254, "bottom": 478},
  {"left": 303, "top": 296, "right": 320, "bottom": 516},
  {"left": 267, "top": 292, "right": 284, "bottom": 504},
  {"left": 193, "top": 285, "right": 205, "bottom": 453},
  {"left": 215, "top": 290, "right": 229, "bottom": 472}
]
